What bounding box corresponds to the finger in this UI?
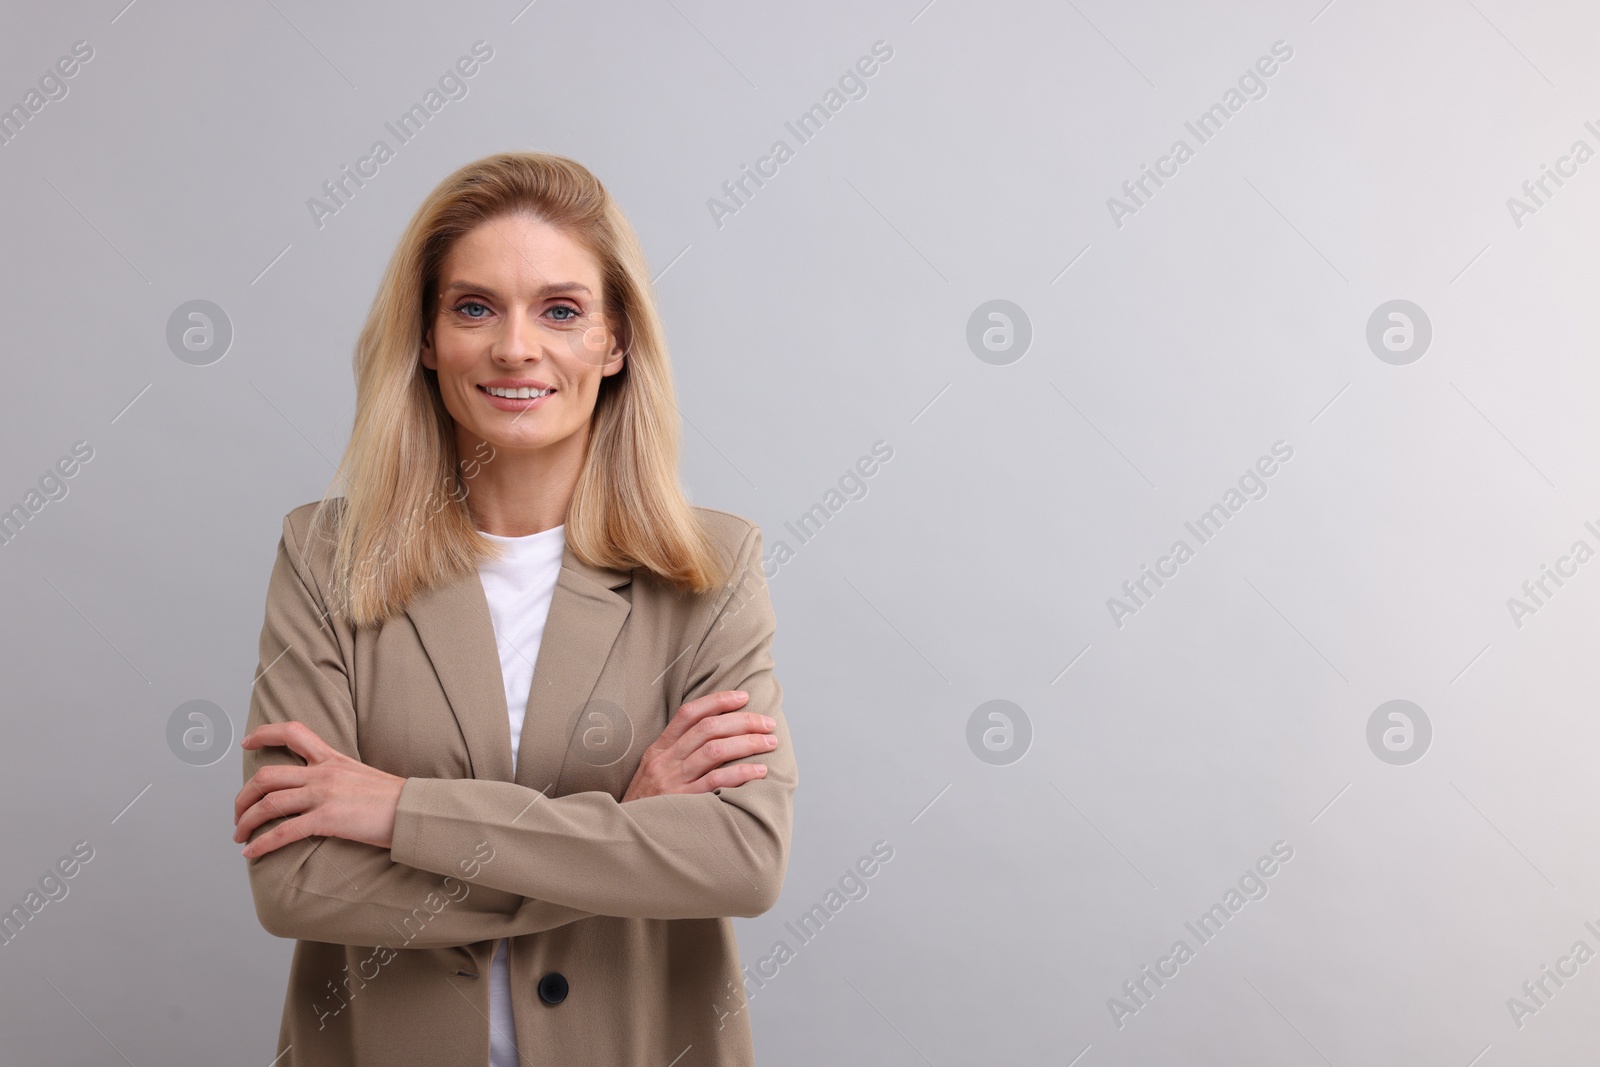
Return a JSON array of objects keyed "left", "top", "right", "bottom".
[
  {"left": 241, "top": 721, "right": 337, "bottom": 765},
  {"left": 235, "top": 788, "right": 312, "bottom": 844},
  {"left": 654, "top": 690, "right": 749, "bottom": 750},
  {"left": 233, "top": 784, "right": 258, "bottom": 825},
  {"left": 679, "top": 732, "right": 780, "bottom": 781},
  {"left": 687, "top": 710, "right": 775, "bottom": 748},
  {"left": 666, "top": 710, "right": 774, "bottom": 767},
  {"left": 658, "top": 707, "right": 774, "bottom": 770},
  {"left": 693, "top": 763, "right": 770, "bottom": 793},
  {"left": 234, "top": 765, "right": 309, "bottom": 823},
  {"left": 241, "top": 812, "right": 318, "bottom": 859}
]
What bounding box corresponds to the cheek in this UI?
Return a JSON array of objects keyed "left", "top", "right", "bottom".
[{"left": 435, "top": 340, "right": 484, "bottom": 381}]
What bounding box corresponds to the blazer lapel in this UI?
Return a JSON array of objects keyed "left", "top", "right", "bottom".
[
  {"left": 405, "top": 540, "right": 633, "bottom": 791},
  {"left": 405, "top": 569, "right": 515, "bottom": 784},
  {"left": 514, "top": 545, "right": 632, "bottom": 793}
]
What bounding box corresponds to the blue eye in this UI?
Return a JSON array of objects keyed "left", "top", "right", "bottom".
[
  {"left": 549, "top": 305, "right": 579, "bottom": 322},
  {"left": 453, "top": 300, "right": 490, "bottom": 319}
]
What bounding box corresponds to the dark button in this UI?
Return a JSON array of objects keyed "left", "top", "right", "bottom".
[{"left": 537, "top": 972, "right": 568, "bottom": 1006}]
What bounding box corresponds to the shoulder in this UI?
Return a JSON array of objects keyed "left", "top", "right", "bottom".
[
  {"left": 685, "top": 506, "right": 772, "bottom": 615},
  {"left": 284, "top": 498, "right": 326, "bottom": 539},
  {"left": 278, "top": 496, "right": 346, "bottom": 586},
  {"left": 690, "top": 505, "right": 760, "bottom": 553},
  {"left": 688, "top": 506, "right": 767, "bottom": 589}
]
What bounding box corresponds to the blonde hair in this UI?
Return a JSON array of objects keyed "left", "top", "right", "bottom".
[{"left": 308, "top": 151, "right": 730, "bottom": 628}]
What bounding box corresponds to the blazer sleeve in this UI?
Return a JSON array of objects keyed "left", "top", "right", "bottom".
[
  {"left": 388, "top": 523, "right": 797, "bottom": 919},
  {"left": 242, "top": 514, "right": 598, "bottom": 948}
]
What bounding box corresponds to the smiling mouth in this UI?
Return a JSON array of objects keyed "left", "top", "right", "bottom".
[{"left": 480, "top": 384, "right": 555, "bottom": 399}]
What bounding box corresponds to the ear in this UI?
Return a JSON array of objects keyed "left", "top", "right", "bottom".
[
  {"left": 600, "top": 311, "right": 629, "bottom": 377},
  {"left": 420, "top": 325, "right": 435, "bottom": 370}
]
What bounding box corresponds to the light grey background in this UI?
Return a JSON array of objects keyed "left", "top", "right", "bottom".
[{"left": 2, "top": 0, "right": 1598, "bottom": 1063}]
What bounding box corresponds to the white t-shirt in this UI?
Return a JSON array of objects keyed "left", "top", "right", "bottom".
[{"left": 475, "top": 523, "right": 566, "bottom": 1067}]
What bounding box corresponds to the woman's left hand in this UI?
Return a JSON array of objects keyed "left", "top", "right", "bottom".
[{"left": 233, "top": 721, "right": 407, "bottom": 858}]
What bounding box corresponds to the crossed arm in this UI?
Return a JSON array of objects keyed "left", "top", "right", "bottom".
[{"left": 235, "top": 517, "right": 795, "bottom": 949}]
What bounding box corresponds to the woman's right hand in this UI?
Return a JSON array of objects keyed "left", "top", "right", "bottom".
[{"left": 622, "top": 690, "right": 778, "bottom": 802}]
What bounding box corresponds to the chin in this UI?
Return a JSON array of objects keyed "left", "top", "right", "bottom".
[{"left": 488, "top": 428, "right": 570, "bottom": 452}]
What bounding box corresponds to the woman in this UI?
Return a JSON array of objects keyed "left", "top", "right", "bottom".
[{"left": 231, "top": 151, "right": 796, "bottom": 1066}]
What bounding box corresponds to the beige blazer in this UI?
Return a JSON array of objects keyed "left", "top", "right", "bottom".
[{"left": 242, "top": 499, "right": 796, "bottom": 1066}]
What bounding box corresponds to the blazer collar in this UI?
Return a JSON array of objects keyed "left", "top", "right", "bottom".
[{"left": 404, "top": 539, "right": 633, "bottom": 792}]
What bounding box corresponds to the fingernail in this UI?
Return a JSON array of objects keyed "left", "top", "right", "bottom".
[{"left": 762, "top": 716, "right": 775, "bottom": 729}]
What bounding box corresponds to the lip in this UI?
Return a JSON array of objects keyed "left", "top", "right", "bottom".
[
  {"left": 480, "top": 378, "right": 553, "bottom": 391},
  {"left": 478, "top": 381, "right": 556, "bottom": 412}
]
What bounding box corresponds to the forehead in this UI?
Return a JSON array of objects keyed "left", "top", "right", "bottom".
[{"left": 439, "top": 213, "right": 603, "bottom": 296}]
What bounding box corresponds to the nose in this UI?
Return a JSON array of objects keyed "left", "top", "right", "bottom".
[{"left": 493, "top": 306, "right": 541, "bottom": 365}]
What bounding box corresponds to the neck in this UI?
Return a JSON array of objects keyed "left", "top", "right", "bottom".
[{"left": 460, "top": 426, "right": 586, "bottom": 537}]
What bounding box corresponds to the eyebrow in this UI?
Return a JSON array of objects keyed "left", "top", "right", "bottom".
[{"left": 440, "top": 280, "right": 592, "bottom": 299}]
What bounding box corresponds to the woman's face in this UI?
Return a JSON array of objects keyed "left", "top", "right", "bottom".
[{"left": 421, "top": 212, "right": 625, "bottom": 461}]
